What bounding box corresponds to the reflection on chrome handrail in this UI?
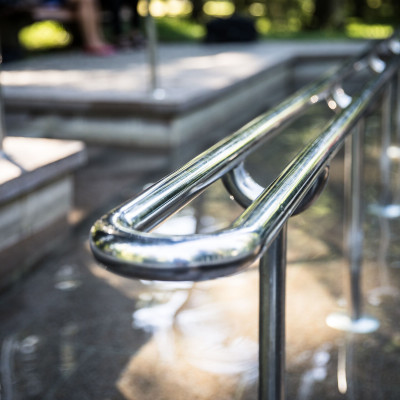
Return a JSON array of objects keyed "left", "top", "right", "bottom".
[
  {"left": 90, "top": 33, "right": 400, "bottom": 400},
  {"left": 90, "top": 34, "right": 400, "bottom": 282},
  {"left": 0, "top": 57, "right": 6, "bottom": 153}
]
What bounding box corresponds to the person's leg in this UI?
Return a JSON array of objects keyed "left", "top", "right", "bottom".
[{"left": 69, "top": 0, "right": 114, "bottom": 53}]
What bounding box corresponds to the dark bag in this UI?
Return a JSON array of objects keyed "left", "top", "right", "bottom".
[{"left": 205, "top": 15, "right": 258, "bottom": 43}]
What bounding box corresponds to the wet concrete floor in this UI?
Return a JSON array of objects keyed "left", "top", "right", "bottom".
[{"left": 1, "top": 100, "right": 400, "bottom": 399}]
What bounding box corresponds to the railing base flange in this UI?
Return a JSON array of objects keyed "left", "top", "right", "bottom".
[
  {"left": 326, "top": 312, "right": 379, "bottom": 333},
  {"left": 369, "top": 203, "right": 400, "bottom": 219}
]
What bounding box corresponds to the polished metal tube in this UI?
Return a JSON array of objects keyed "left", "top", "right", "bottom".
[
  {"left": 394, "top": 71, "right": 400, "bottom": 204},
  {"left": 344, "top": 121, "right": 365, "bottom": 321},
  {"left": 0, "top": 61, "right": 5, "bottom": 152},
  {"left": 145, "top": 0, "right": 159, "bottom": 93},
  {"left": 259, "top": 225, "right": 287, "bottom": 400},
  {"left": 91, "top": 35, "right": 400, "bottom": 282},
  {"left": 107, "top": 39, "right": 395, "bottom": 232},
  {"left": 396, "top": 71, "right": 400, "bottom": 145},
  {"left": 91, "top": 54, "right": 400, "bottom": 281},
  {"left": 380, "top": 85, "right": 393, "bottom": 206}
]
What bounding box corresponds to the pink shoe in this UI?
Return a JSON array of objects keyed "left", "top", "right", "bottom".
[{"left": 85, "top": 44, "right": 115, "bottom": 57}]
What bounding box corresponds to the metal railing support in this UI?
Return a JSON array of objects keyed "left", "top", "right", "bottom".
[
  {"left": 380, "top": 85, "right": 394, "bottom": 208},
  {"left": 0, "top": 54, "right": 5, "bottom": 153},
  {"left": 394, "top": 71, "right": 400, "bottom": 204},
  {"left": 326, "top": 121, "right": 379, "bottom": 333},
  {"left": 259, "top": 226, "right": 287, "bottom": 400},
  {"left": 145, "top": 0, "right": 164, "bottom": 99},
  {"left": 369, "top": 84, "right": 400, "bottom": 218},
  {"left": 346, "top": 121, "right": 365, "bottom": 322}
]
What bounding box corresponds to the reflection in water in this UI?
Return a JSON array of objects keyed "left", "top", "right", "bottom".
[
  {"left": 367, "top": 109, "right": 400, "bottom": 304},
  {"left": 133, "top": 286, "right": 191, "bottom": 362},
  {"left": 59, "top": 324, "right": 79, "bottom": 378},
  {"left": 54, "top": 264, "right": 82, "bottom": 291},
  {"left": 1, "top": 336, "right": 43, "bottom": 399},
  {"left": 18, "top": 336, "right": 42, "bottom": 397},
  {"left": 337, "top": 340, "right": 347, "bottom": 395},
  {"left": 1, "top": 336, "right": 16, "bottom": 400},
  {"left": 125, "top": 272, "right": 259, "bottom": 400},
  {"left": 367, "top": 206, "right": 400, "bottom": 306},
  {"left": 337, "top": 336, "right": 360, "bottom": 400},
  {"left": 177, "top": 306, "right": 258, "bottom": 375},
  {"left": 177, "top": 305, "right": 258, "bottom": 399},
  {"left": 297, "top": 344, "right": 331, "bottom": 400}
]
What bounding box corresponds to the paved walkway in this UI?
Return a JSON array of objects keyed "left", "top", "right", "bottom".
[{"left": 1, "top": 40, "right": 366, "bottom": 111}]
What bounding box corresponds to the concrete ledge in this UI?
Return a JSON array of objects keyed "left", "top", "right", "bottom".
[
  {"left": 3, "top": 42, "right": 366, "bottom": 151},
  {"left": 0, "top": 137, "right": 87, "bottom": 289},
  {"left": 0, "top": 176, "right": 73, "bottom": 252},
  {"left": 0, "top": 215, "right": 69, "bottom": 291},
  {"left": 13, "top": 62, "right": 291, "bottom": 153},
  {"left": 0, "top": 136, "right": 86, "bottom": 203}
]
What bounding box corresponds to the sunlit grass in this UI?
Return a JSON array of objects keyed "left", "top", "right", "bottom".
[
  {"left": 345, "top": 21, "right": 394, "bottom": 39},
  {"left": 138, "top": 0, "right": 193, "bottom": 17},
  {"left": 248, "top": 3, "right": 265, "bottom": 17},
  {"left": 19, "top": 20, "right": 72, "bottom": 50},
  {"left": 16, "top": 8, "right": 397, "bottom": 51},
  {"left": 256, "top": 18, "right": 271, "bottom": 35},
  {"left": 203, "top": 1, "right": 235, "bottom": 17},
  {"left": 155, "top": 17, "right": 205, "bottom": 41},
  {"left": 258, "top": 20, "right": 395, "bottom": 40}
]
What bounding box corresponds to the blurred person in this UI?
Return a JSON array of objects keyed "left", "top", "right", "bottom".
[{"left": 42, "top": 0, "right": 115, "bottom": 55}]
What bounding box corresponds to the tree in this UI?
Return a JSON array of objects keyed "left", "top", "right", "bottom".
[
  {"left": 307, "top": 0, "right": 346, "bottom": 30},
  {"left": 353, "top": 0, "right": 366, "bottom": 18}
]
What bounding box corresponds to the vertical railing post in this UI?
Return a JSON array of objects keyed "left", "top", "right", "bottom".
[
  {"left": 380, "top": 85, "right": 393, "bottom": 208},
  {"left": 0, "top": 52, "right": 5, "bottom": 153},
  {"left": 326, "top": 120, "right": 379, "bottom": 333},
  {"left": 346, "top": 121, "right": 364, "bottom": 321},
  {"left": 369, "top": 84, "right": 400, "bottom": 217},
  {"left": 145, "top": 0, "right": 164, "bottom": 99},
  {"left": 368, "top": 78, "right": 400, "bottom": 300},
  {"left": 259, "top": 225, "right": 287, "bottom": 400},
  {"left": 394, "top": 70, "right": 400, "bottom": 204}
]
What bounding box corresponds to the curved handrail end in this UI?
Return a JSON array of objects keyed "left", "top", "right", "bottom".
[{"left": 90, "top": 218, "right": 262, "bottom": 281}]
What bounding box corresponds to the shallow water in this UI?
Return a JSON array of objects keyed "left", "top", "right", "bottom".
[{"left": 1, "top": 105, "right": 400, "bottom": 399}]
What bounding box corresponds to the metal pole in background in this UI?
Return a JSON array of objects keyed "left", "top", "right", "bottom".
[
  {"left": 393, "top": 70, "right": 400, "bottom": 205},
  {"left": 368, "top": 79, "right": 400, "bottom": 300},
  {"left": 259, "top": 225, "right": 287, "bottom": 400},
  {"left": 0, "top": 52, "right": 5, "bottom": 153},
  {"left": 368, "top": 84, "right": 400, "bottom": 217},
  {"left": 346, "top": 121, "right": 365, "bottom": 321},
  {"left": 380, "top": 85, "right": 394, "bottom": 209},
  {"left": 326, "top": 121, "right": 379, "bottom": 333},
  {"left": 145, "top": 0, "right": 164, "bottom": 99}
]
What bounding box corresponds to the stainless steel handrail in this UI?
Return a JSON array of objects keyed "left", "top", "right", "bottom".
[
  {"left": 0, "top": 53, "right": 6, "bottom": 152},
  {"left": 90, "top": 35, "right": 400, "bottom": 282},
  {"left": 91, "top": 34, "right": 400, "bottom": 400}
]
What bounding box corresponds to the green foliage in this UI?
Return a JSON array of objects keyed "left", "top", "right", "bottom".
[
  {"left": 19, "top": 21, "right": 72, "bottom": 50},
  {"left": 16, "top": 0, "right": 400, "bottom": 51},
  {"left": 155, "top": 17, "right": 205, "bottom": 41},
  {"left": 345, "top": 20, "right": 394, "bottom": 39}
]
